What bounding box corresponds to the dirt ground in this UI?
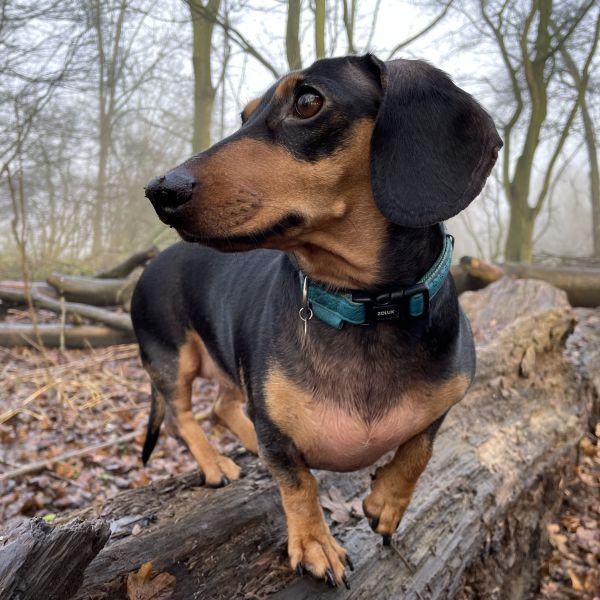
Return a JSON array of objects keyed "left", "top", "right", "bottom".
[{"left": 0, "top": 307, "right": 599, "bottom": 599}]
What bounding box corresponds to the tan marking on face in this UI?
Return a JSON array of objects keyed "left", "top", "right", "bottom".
[
  {"left": 242, "top": 96, "right": 262, "bottom": 122},
  {"left": 274, "top": 73, "right": 303, "bottom": 100},
  {"left": 185, "top": 119, "right": 388, "bottom": 288},
  {"left": 170, "top": 331, "right": 243, "bottom": 484},
  {"left": 264, "top": 366, "right": 469, "bottom": 472}
]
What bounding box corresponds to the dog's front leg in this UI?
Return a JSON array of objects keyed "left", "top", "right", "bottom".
[
  {"left": 279, "top": 466, "right": 352, "bottom": 587},
  {"left": 362, "top": 420, "right": 441, "bottom": 545}
]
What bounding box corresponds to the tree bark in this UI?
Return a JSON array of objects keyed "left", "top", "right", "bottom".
[
  {"left": 94, "top": 246, "right": 158, "bottom": 279},
  {"left": 54, "top": 280, "right": 596, "bottom": 600},
  {"left": 0, "top": 518, "right": 110, "bottom": 600},
  {"left": 286, "top": 0, "right": 302, "bottom": 70},
  {"left": 0, "top": 323, "right": 135, "bottom": 348}
]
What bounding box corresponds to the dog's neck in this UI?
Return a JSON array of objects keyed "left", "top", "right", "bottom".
[
  {"left": 290, "top": 222, "right": 443, "bottom": 293},
  {"left": 376, "top": 224, "right": 444, "bottom": 291}
]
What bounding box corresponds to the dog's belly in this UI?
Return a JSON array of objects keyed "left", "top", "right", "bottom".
[{"left": 299, "top": 403, "right": 437, "bottom": 472}]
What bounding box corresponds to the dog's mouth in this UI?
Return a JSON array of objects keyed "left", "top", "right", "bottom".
[{"left": 177, "top": 213, "right": 305, "bottom": 251}]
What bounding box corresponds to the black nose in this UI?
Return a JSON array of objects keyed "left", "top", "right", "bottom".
[{"left": 145, "top": 171, "right": 196, "bottom": 210}]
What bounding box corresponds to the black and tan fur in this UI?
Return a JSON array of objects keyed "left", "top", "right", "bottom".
[{"left": 132, "top": 54, "right": 502, "bottom": 588}]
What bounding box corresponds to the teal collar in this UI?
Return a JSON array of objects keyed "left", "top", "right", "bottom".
[{"left": 299, "top": 225, "right": 454, "bottom": 330}]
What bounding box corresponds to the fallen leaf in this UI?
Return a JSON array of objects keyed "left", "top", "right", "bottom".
[
  {"left": 568, "top": 568, "right": 585, "bottom": 591},
  {"left": 127, "top": 562, "right": 176, "bottom": 600}
]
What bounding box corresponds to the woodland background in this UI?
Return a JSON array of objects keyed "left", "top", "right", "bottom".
[{"left": 1, "top": 0, "right": 600, "bottom": 279}]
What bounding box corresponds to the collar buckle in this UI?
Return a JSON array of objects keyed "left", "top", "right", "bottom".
[{"left": 351, "top": 283, "right": 430, "bottom": 326}]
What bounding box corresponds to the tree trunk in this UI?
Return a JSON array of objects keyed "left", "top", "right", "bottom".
[
  {"left": 190, "top": 0, "right": 221, "bottom": 153},
  {"left": 0, "top": 518, "right": 110, "bottom": 600},
  {"left": 341, "top": 0, "right": 356, "bottom": 53},
  {"left": 286, "top": 0, "right": 302, "bottom": 70},
  {"left": 581, "top": 92, "right": 600, "bottom": 258},
  {"left": 52, "top": 280, "right": 596, "bottom": 600},
  {"left": 314, "top": 0, "right": 326, "bottom": 59},
  {"left": 90, "top": 1, "right": 126, "bottom": 259},
  {"left": 504, "top": 201, "right": 536, "bottom": 262}
]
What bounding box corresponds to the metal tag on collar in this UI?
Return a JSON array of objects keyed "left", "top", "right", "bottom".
[{"left": 298, "top": 274, "right": 313, "bottom": 337}]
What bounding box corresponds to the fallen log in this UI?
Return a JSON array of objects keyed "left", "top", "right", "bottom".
[
  {"left": 451, "top": 256, "right": 506, "bottom": 294},
  {"left": 504, "top": 262, "right": 600, "bottom": 307},
  {"left": 0, "top": 280, "right": 58, "bottom": 298},
  {"left": 94, "top": 246, "right": 158, "bottom": 279},
  {"left": 453, "top": 257, "right": 600, "bottom": 307},
  {"left": 0, "top": 323, "right": 135, "bottom": 348},
  {"left": 50, "top": 279, "right": 596, "bottom": 600},
  {"left": 0, "top": 287, "right": 132, "bottom": 331},
  {"left": 0, "top": 518, "right": 110, "bottom": 600},
  {"left": 46, "top": 272, "right": 139, "bottom": 307}
]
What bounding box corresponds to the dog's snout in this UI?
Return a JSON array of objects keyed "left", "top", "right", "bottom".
[{"left": 145, "top": 171, "right": 196, "bottom": 210}]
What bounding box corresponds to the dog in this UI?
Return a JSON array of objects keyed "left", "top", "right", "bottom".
[{"left": 132, "top": 53, "right": 502, "bottom": 588}]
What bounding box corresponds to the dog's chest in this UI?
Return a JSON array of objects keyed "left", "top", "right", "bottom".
[{"left": 264, "top": 365, "right": 468, "bottom": 472}]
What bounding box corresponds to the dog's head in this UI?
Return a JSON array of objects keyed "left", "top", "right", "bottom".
[{"left": 146, "top": 55, "right": 501, "bottom": 287}]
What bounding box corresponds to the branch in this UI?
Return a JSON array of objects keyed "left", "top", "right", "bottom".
[
  {"left": 387, "top": 0, "right": 454, "bottom": 59},
  {"left": 184, "top": 0, "right": 280, "bottom": 78},
  {"left": 533, "top": 10, "right": 600, "bottom": 215},
  {"left": 478, "top": 0, "right": 524, "bottom": 201},
  {"left": 548, "top": 0, "right": 596, "bottom": 57}
]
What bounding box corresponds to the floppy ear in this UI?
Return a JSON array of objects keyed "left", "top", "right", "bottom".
[{"left": 368, "top": 56, "right": 503, "bottom": 227}]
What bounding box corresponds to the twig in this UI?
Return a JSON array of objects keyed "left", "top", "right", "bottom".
[{"left": 0, "top": 431, "right": 142, "bottom": 482}]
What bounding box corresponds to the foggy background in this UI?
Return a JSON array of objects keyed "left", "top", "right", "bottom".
[{"left": 1, "top": 0, "right": 599, "bottom": 278}]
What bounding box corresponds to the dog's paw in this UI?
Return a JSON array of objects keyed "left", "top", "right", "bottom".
[
  {"left": 362, "top": 484, "right": 410, "bottom": 545},
  {"left": 203, "top": 455, "right": 241, "bottom": 487},
  {"left": 289, "top": 525, "right": 353, "bottom": 588}
]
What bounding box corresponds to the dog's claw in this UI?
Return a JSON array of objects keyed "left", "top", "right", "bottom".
[
  {"left": 342, "top": 574, "right": 351, "bottom": 590},
  {"left": 296, "top": 565, "right": 305, "bottom": 577},
  {"left": 382, "top": 534, "right": 392, "bottom": 546},
  {"left": 346, "top": 555, "right": 354, "bottom": 571},
  {"left": 369, "top": 517, "right": 379, "bottom": 532},
  {"left": 206, "top": 475, "right": 230, "bottom": 489},
  {"left": 325, "top": 569, "right": 337, "bottom": 588}
]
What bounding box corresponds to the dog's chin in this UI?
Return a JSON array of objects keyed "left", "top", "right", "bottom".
[
  {"left": 175, "top": 214, "right": 305, "bottom": 253},
  {"left": 177, "top": 229, "right": 256, "bottom": 252}
]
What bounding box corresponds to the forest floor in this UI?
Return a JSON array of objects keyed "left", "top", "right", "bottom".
[{"left": 0, "top": 306, "right": 599, "bottom": 599}]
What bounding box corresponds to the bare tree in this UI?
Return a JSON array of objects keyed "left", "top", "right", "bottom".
[
  {"left": 555, "top": 23, "right": 600, "bottom": 258},
  {"left": 472, "top": 0, "right": 599, "bottom": 262},
  {"left": 189, "top": 0, "right": 221, "bottom": 152}
]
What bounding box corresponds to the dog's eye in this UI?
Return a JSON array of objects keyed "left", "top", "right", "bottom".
[{"left": 294, "top": 92, "right": 323, "bottom": 119}]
